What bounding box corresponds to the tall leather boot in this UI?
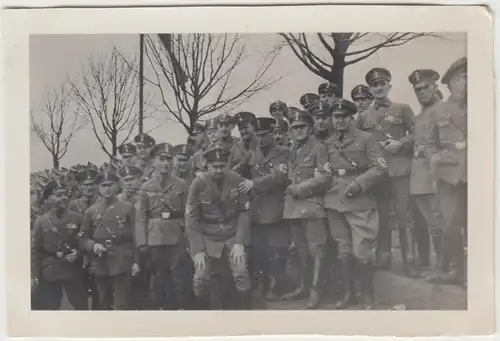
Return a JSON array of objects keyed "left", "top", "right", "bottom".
[
  {"left": 265, "top": 249, "right": 287, "bottom": 301},
  {"left": 282, "top": 249, "right": 308, "bottom": 300},
  {"left": 237, "top": 290, "right": 253, "bottom": 310},
  {"left": 335, "top": 255, "right": 357, "bottom": 309},
  {"left": 427, "top": 229, "right": 464, "bottom": 286},
  {"left": 399, "top": 225, "right": 420, "bottom": 278},
  {"left": 423, "top": 230, "right": 444, "bottom": 277},
  {"left": 306, "top": 256, "right": 324, "bottom": 309},
  {"left": 359, "top": 260, "right": 376, "bottom": 310}
]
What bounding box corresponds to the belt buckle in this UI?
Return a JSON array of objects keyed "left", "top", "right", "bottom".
[
  {"left": 56, "top": 251, "right": 65, "bottom": 259},
  {"left": 338, "top": 169, "right": 346, "bottom": 176},
  {"left": 104, "top": 239, "right": 113, "bottom": 248},
  {"left": 455, "top": 141, "right": 466, "bottom": 150},
  {"left": 161, "top": 212, "right": 171, "bottom": 219},
  {"left": 414, "top": 149, "right": 419, "bottom": 158}
]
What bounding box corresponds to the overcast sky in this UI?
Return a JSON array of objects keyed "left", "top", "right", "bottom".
[{"left": 30, "top": 33, "right": 466, "bottom": 171}]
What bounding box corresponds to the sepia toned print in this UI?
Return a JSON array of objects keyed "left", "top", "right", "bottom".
[{"left": 4, "top": 4, "right": 494, "bottom": 337}]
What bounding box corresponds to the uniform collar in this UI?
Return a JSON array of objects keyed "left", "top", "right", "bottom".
[{"left": 373, "top": 98, "right": 392, "bottom": 109}]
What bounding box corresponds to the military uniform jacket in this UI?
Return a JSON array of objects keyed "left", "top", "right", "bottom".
[
  {"left": 117, "top": 191, "right": 139, "bottom": 205},
  {"left": 230, "top": 138, "right": 258, "bottom": 179},
  {"left": 138, "top": 160, "right": 156, "bottom": 184},
  {"left": 68, "top": 196, "right": 95, "bottom": 217},
  {"left": 31, "top": 210, "right": 84, "bottom": 281},
  {"left": 250, "top": 144, "right": 289, "bottom": 224},
  {"left": 355, "top": 106, "right": 377, "bottom": 132},
  {"left": 136, "top": 174, "right": 188, "bottom": 247},
  {"left": 282, "top": 136, "right": 332, "bottom": 219},
  {"left": 192, "top": 148, "right": 207, "bottom": 175},
  {"left": 366, "top": 100, "right": 415, "bottom": 177},
  {"left": 324, "top": 125, "right": 387, "bottom": 212},
  {"left": 185, "top": 171, "right": 251, "bottom": 258},
  {"left": 410, "top": 100, "right": 442, "bottom": 195},
  {"left": 428, "top": 98, "right": 467, "bottom": 185},
  {"left": 79, "top": 198, "right": 136, "bottom": 276}
]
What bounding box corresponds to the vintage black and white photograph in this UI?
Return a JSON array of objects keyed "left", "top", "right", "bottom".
[
  {"left": 4, "top": 4, "right": 494, "bottom": 338},
  {"left": 28, "top": 30, "right": 469, "bottom": 312}
]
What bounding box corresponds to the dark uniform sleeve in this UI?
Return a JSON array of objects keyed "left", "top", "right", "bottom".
[
  {"left": 297, "top": 143, "right": 332, "bottom": 198},
  {"left": 31, "top": 217, "right": 43, "bottom": 279},
  {"left": 78, "top": 207, "right": 96, "bottom": 254},
  {"left": 185, "top": 177, "right": 204, "bottom": 256},
  {"left": 253, "top": 150, "right": 289, "bottom": 193},
  {"left": 135, "top": 183, "right": 149, "bottom": 248},
  {"left": 355, "top": 135, "right": 387, "bottom": 192},
  {"left": 235, "top": 177, "right": 251, "bottom": 247},
  {"left": 399, "top": 104, "right": 416, "bottom": 148}
]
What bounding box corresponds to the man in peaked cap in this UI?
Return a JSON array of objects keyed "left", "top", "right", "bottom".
[
  {"left": 273, "top": 118, "right": 290, "bottom": 147},
  {"left": 351, "top": 84, "right": 375, "bottom": 132},
  {"left": 190, "top": 122, "right": 209, "bottom": 154},
  {"left": 280, "top": 109, "right": 332, "bottom": 309},
  {"left": 426, "top": 57, "right": 467, "bottom": 287},
  {"left": 322, "top": 99, "right": 387, "bottom": 310},
  {"left": 135, "top": 142, "right": 190, "bottom": 310},
  {"left": 310, "top": 101, "right": 335, "bottom": 142},
  {"left": 186, "top": 144, "right": 253, "bottom": 309},
  {"left": 238, "top": 117, "right": 290, "bottom": 302},
  {"left": 134, "top": 133, "right": 156, "bottom": 184},
  {"left": 365, "top": 66, "right": 418, "bottom": 277},
  {"left": 78, "top": 169, "right": 138, "bottom": 310},
  {"left": 172, "top": 144, "right": 195, "bottom": 185},
  {"left": 31, "top": 179, "right": 88, "bottom": 310},
  {"left": 299, "top": 93, "right": 320, "bottom": 113},
  {"left": 318, "top": 82, "right": 342, "bottom": 107},
  {"left": 230, "top": 112, "right": 258, "bottom": 180},
  {"left": 118, "top": 143, "right": 139, "bottom": 168},
  {"left": 192, "top": 117, "right": 220, "bottom": 176},
  {"left": 217, "top": 113, "right": 239, "bottom": 151},
  {"left": 407, "top": 69, "right": 444, "bottom": 275},
  {"left": 269, "top": 101, "right": 288, "bottom": 120}
]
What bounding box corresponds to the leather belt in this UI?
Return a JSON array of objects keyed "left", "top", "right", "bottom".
[
  {"left": 95, "top": 236, "right": 132, "bottom": 247},
  {"left": 149, "top": 211, "right": 184, "bottom": 219},
  {"left": 333, "top": 168, "right": 367, "bottom": 176}
]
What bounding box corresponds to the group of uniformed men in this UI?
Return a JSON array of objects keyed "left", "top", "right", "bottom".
[{"left": 30, "top": 56, "right": 467, "bottom": 311}]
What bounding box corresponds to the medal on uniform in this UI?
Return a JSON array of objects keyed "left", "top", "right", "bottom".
[
  {"left": 455, "top": 141, "right": 466, "bottom": 150},
  {"left": 338, "top": 169, "right": 346, "bottom": 176},
  {"left": 52, "top": 227, "right": 58, "bottom": 232},
  {"left": 66, "top": 223, "right": 77, "bottom": 230},
  {"left": 162, "top": 212, "right": 171, "bottom": 219}
]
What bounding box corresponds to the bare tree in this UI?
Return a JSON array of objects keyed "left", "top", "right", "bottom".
[
  {"left": 145, "top": 34, "right": 279, "bottom": 134},
  {"left": 70, "top": 46, "right": 154, "bottom": 158},
  {"left": 30, "top": 84, "right": 83, "bottom": 169},
  {"left": 279, "top": 32, "right": 441, "bottom": 96}
]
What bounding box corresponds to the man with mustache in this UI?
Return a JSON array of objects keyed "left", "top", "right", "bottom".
[
  {"left": 273, "top": 118, "right": 290, "bottom": 147},
  {"left": 31, "top": 179, "right": 88, "bottom": 310}
]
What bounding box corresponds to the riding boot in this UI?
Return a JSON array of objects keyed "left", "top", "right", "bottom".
[
  {"left": 359, "top": 260, "right": 376, "bottom": 310},
  {"left": 237, "top": 290, "right": 253, "bottom": 310},
  {"left": 306, "top": 256, "right": 324, "bottom": 309},
  {"left": 335, "top": 256, "right": 357, "bottom": 309},
  {"left": 422, "top": 230, "right": 444, "bottom": 277},
  {"left": 399, "top": 224, "right": 420, "bottom": 278},
  {"left": 282, "top": 250, "right": 308, "bottom": 300},
  {"left": 426, "top": 229, "right": 464, "bottom": 285}
]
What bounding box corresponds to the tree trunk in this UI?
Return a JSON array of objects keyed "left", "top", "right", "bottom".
[
  {"left": 111, "top": 133, "right": 117, "bottom": 157},
  {"left": 52, "top": 154, "right": 59, "bottom": 169},
  {"left": 329, "top": 56, "right": 346, "bottom": 98}
]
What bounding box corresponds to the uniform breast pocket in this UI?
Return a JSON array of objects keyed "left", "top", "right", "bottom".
[
  {"left": 437, "top": 120, "right": 453, "bottom": 135},
  {"left": 342, "top": 144, "right": 366, "bottom": 165}
]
